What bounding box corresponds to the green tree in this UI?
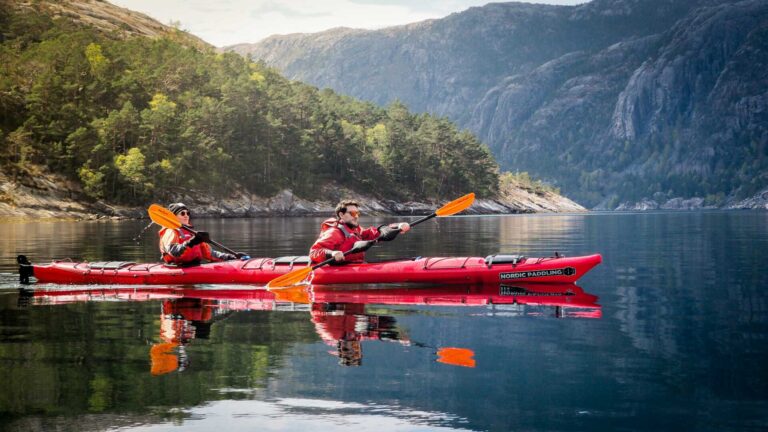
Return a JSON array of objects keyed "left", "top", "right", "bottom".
[{"left": 115, "top": 147, "right": 148, "bottom": 199}]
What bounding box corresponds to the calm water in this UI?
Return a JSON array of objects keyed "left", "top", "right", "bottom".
[{"left": 0, "top": 212, "right": 766, "bottom": 431}]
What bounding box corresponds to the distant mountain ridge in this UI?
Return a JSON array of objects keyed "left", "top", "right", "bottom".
[{"left": 230, "top": 0, "right": 768, "bottom": 208}]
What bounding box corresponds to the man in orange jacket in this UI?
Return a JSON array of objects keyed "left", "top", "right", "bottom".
[
  {"left": 159, "top": 203, "right": 239, "bottom": 265},
  {"left": 309, "top": 200, "right": 410, "bottom": 264}
]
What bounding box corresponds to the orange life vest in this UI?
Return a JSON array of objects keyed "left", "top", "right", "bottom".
[{"left": 158, "top": 228, "right": 214, "bottom": 265}]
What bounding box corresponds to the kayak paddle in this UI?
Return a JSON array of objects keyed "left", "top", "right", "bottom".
[
  {"left": 266, "top": 192, "right": 475, "bottom": 289},
  {"left": 148, "top": 204, "right": 239, "bottom": 256}
]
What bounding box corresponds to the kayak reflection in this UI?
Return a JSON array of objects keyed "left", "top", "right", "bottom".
[{"left": 22, "top": 283, "right": 600, "bottom": 372}]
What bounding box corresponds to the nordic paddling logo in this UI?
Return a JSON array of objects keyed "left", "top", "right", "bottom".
[{"left": 499, "top": 267, "right": 576, "bottom": 280}]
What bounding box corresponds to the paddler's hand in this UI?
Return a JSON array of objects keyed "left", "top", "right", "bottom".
[
  {"left": 235, "top": 252, "right": 250, "bottom": 260},
  {"left": 378, "top": 222, "right": 410, "bottom": 242},
  {"left": 331, "top": 250, "right": 344, "bottom": 262},
  {"left": 187, "top": 231, "right": 209, "bottom": 247}
]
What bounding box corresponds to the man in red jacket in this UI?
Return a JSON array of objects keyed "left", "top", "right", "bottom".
[{"left": 309, "top": 200, "right": 410, "bottom": 264}]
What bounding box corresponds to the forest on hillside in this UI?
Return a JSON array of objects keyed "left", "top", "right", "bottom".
[{"left": 0, "top": 3, "right": 499, "bottom": 205}]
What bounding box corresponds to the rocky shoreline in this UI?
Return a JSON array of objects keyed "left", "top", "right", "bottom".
[
  {"left": 4, "top": 168, "right": 764, "bottom": 220},
  {"left": 0, "top": 169, "right": 586, "bottom": 220},
  {"left": 598, "top": 188, "right": 768, "bottom": 212}
]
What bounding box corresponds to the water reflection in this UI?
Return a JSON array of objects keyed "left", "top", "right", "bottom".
[
  {"left": 494, "top": 214, "right": 586, "bottom": 256},
  {"left": 4, "top": 212, "right": 768, "bottom": 430},
  {"left": 6, "top": 397, "right": 475, "bottom": 432},
  {"left": 22, "top": 283, "right": 600, "bottom": 373}
]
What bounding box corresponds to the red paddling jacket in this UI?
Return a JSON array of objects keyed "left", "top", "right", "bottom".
[
  {"left": 159, "top": 228, "right": 226, "bottom": 265},
  {"left": 309, "top": 218, "right": 380, "bottom": 264}
]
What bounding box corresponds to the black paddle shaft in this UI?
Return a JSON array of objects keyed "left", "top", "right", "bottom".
[
  {"left": 179, "top": 224, "right": 239, "bottom": 256},
  {"left": 410, "top": 212, "right": 437, "bottom": 227},
  {"left": 312, "top": 240, "right": 373, "bottom": 270},
  {"left": 17, "top": 255, "right": 33, "bottom": 285}
]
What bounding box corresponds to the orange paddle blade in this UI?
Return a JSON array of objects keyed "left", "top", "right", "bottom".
[
  {"left": 435, "top": 193, "right": 475, "bottom": 217},
  {"left": 150, "top": 342, "right": 180, "bottom": 376},
  {"left": 266, "top": 266, "right": 313, "bottom": 289},
  {"left": 436, "top": 347, "right": 476, "bottom": 368},
  {"left": 148, "top": 204, "right": 182, "bottom": 230},
  {"left": 270, "top": 285, "right": 311, "bottom": 304}
]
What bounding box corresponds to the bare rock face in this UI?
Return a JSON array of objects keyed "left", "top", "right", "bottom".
[
  {"left": 615, "top": 199, "right": 659, "bottom": 211},
  {"left": 235, "top": 0, "right": 768, "bottom": 209},
  {"left": 0, "top": 169, "right": 586, "bottom": 219},
  {"left": 660, "top": 198, "right": 709, "bottom": 211},
  {"left": 0, "top": 168, "right": 98, "bottom": 219},
  {"left": 264, "top": 190, "right": 331, "bottom": 215},
  {"left": 145, "top": 188, "right": 584, "bottom": 219},
  {"left": 727, "top": 188, "right": 768, "bottom": 210},
  {"left": 614, "top": 196, "right": 722, "bottom": 211}
]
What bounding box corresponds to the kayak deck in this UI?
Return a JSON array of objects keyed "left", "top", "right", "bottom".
[{"left": 21, "top": 253, "right": 602, "bottom": 286}]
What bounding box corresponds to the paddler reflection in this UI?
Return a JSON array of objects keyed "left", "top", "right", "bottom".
[
  {"left": 310, "top": 302, "right": 408, "bottom": 367},
  {"left": 23, "top": 282, "right": 600, "bottom": 373},
  {"left": 148, "top": 294, "right": 412, "bottom": 371},
  {"left": 150, "top": 298, "right": 217, "bottom": 375}
]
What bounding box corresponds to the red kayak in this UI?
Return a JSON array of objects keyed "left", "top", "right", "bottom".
[{"left": 19, "top": 253, "right": 602, "bottom": 286}]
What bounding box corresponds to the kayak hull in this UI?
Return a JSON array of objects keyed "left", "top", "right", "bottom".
[
  {"left": 310, "top": 255, "right": 602, "bottom": 285},
  {"left": 25, "top": 254, "right": 602, "bottom": 286}
]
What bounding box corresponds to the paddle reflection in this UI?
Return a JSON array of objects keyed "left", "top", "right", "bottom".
[{"left": 22, "top": 282, "right": 600, "bottom": 372}]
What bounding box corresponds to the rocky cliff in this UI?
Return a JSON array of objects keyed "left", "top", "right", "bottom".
[
  {"left": 233, "top": 0, "right": 768, "bottom": 209},
  {"left": 0, "top": 166, "right": 584, "bottom": 220}
]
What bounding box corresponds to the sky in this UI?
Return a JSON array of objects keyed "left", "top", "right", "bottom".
[{"left": 109, "top": 0, "right": 588, "bottom": 47}]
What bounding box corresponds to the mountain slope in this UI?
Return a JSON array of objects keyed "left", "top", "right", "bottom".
[
  {"left": 2, "top": 0, "right": 583, "bottom": 218},
  {"left": 10, "top": 0, "right": 209, "bottom": 47},
  {"left": 233, "top": 0, "right": 768, "bottom": 208}
]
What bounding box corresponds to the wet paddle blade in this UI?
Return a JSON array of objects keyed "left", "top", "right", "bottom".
[
  {"left": 270, "top": 285, "right": 311, "bottom": 304},
  {"left": 148, "top": 204, "right": 182, "bottom": 230},
  {"left": 435, "top": 193, "right": 475, "bottom": 217},
  {"left": 266, "top": 266, "right": 313, "bottom": 289},
  {"left": 436, "top": 347, "right": 476, "bottom": 368}
]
